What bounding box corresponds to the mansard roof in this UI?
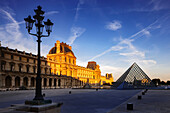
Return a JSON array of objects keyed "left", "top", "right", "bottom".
[
  {"left": 49, "top": 46, "right": 72, "bottom": 54},
  {"left": 48, "top": 43, "right": 76, "bottom": 58},
  {"left": 0, "top": 46, "right": 47, "bottom": 60}
]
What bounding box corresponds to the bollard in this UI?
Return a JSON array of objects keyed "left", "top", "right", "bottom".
[
  {"left": 142, "top": 92, "right": 145, "bottom": 95},
  {"left": 127, "top": 103, "right": 133, "bottom": 110},
  {"left": 69, "top": 91, "right": 71, "bottom": 94},
  {"left": 96, "top": 88, "right": 98, "bottom": 91},
  {"left": 138, "top": 95, "right": 142, "bottom": 100},
  {"left": 43, "top": 93, "right": 45, "bottom": 97}
]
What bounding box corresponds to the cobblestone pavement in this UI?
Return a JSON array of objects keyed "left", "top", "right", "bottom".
[
  {"left": 0, "top": 89, "right": 140, "bottom": 113},
  {"left": 108, "top": 90, "right": 170, "bottom": 113}
]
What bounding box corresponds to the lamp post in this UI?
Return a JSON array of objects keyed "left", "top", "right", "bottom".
[{"left": 24, "top": 6, "right": 53, "bottom": 102}]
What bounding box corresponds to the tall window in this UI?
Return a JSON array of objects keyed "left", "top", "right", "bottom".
[
  {"left": 69, "top": 58, "right": 71, "bottom": 63},
  {"left": 27, "top": 58, "right": 29, "bottom": 62},
  {"left": 26, "top": 65, "right": 29, "bottom": 73},
  {"left": 1, "top": 52, "right": 4, "bottom": 57},
  {"left": 60, "top": 56, "right": 62, "bottom": 61},
  {"left": 11, "top": 55, "right": 13, "bottom": 59},
  {"left": 34, "top": 59, "right": 36, "bottom": 64},
  {"left": 19, "top": 56, "right": 22, "bottom": 61},
  {"left": 10, "top": 64, "right": 14, "bottom": 71},
  {"left": 54, "top": 69, "right": 56, "bottom": 74},
  {"left": 65, "top": 57, "right": 67, "bottom": 62},
  {"left": 45, "top": 68, "right": 47, "bottom": 74},
  {"left": 19, "top": 65, "right": 22, "bottom": 72},
  {"left": 33, "top": 66, "right": 36, "bottom": 73},
  {"left": 1, "top": 62, "right": 5, "bottom": 71},
  {"left": 73, "top": 60, "right": 74, "bottom": 64},
  {"left": 50, "top": 69, "right": 51, "bottom": 74}
]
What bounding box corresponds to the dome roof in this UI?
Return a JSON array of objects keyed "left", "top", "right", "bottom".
[{"left": 48, "top": 45, "right": 75, "bottom": 56}]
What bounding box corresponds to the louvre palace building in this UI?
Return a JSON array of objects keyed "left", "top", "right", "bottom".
[{"left": 0, "top": 41, "right": 113, "bottom": 90}]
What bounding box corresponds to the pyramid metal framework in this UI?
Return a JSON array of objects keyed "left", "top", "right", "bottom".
[{"left": 115, "top": 63, "right": 155, "bottom": 89}]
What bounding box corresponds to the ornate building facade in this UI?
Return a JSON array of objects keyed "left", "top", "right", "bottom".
[
  {"left": 0, "top": 42, "right": 82, "bottom": 90},
  {"left": 0, "top": 40, "right": 113, "bottom": 90},
  {"left": 47, "top": 40, "right": 113, "bottom": 85}
]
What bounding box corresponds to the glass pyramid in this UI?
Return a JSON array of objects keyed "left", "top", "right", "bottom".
[{"left": 114, "top": 62, "right": 155, "bottom": 89}]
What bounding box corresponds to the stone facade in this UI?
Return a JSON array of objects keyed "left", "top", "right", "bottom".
[
  {"left": 47, "top": 41, "right": 113, "bottom": 85},
  {"left": 0, "top": 43, "right": 82, "bottom": 90}
]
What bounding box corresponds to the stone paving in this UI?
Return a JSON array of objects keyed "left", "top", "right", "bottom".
[
  {"left": 108, "top": 90, "right": 170, "bottom": 113},
  {"left": 0, "top": 89, "right": 140, "bottom": 113}
]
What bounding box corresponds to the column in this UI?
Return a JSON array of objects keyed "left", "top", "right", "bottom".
[
  {"left": 2, "top": 76, "right": 5, "bottom": 87},
  {"left": 46, "top": 78, "right": 49, "bottom": 88},
  {"left": 12, "top": 76, "right": 15, "bottom": 88},
  {"left": 51, "top": 78, "right": 54, "bottom": 88},
  {"left": 20, "top": 77, "right": 23, "bottom": 86},
  {"left": 56, "top": 79, "right": 58, "bottom": 88},
  {"left": 41, "top": 78, "right": 44, "bottom": 88},
  {"left": 61, "top": 79, "right": 64, "bottom": 88},
  {"left": 28, "top": 77, "right": 31, "bottom": 88}
]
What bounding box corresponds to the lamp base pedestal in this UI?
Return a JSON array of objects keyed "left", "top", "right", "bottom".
[
  {"left": 0, "top": 103, "right": 63, "bottom": 113},
  {"left": 25, "top": 99, "right": 52, "bottom": 105}
]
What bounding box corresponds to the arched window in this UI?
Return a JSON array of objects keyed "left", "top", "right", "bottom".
[
  {"left": 15, "top": 76, "right": 20, "bottom": 87},
  {"left": 23, "top": 77, "right": 28, "bottom": 87},
  {"left": 31, "top": 77, "right": 35, "bottom": 87},
  {"left": 5, "top": 76, "right": 12, "bottom": 87}
]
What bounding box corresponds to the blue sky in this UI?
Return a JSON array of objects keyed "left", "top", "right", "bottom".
[{"left": 0, "top": 0, "right": 170, "bottom": 81}]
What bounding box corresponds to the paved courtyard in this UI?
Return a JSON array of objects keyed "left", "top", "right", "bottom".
[
  {"left": 108, "top": 90, "right": 170, "bottom": 113},
  {"left": 0, "top": 89, "right": 140, "bottom": 113}
]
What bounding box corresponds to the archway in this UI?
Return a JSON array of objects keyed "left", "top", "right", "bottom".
[
  {"left": 58, "top": 79, "right": 61, "bottom": 87},
  {"left": 23, "top": 77, "right": 28, "bottom": 87},
  {"left": 31, "top": 77, "right": 35, "bottom": 87},
  {"left": 44, "top": 78, "right": 47, "bottom": 87},
  {"left": 49, "top": 78, "right": 52, "bottom": 87},
  {"left": 15, "top": 76, "right": 20, "bottom": 87},
  {"left": 5, "top": 76, "right": 12, "bottom": 88},
  {"left": 54, "top": 79, "right": 56, "bottom": 87}
]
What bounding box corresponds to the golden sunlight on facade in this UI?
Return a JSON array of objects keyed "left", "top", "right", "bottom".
[{"left": 47, "top": 41, "right": 113, "bottom": 85}]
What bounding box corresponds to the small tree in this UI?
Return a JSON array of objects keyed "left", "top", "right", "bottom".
[
  {"left": 166, "top": 81, "right": 170, "bottom": 85},
  {"left": 152, "top": 78, "right": 161, "bottom": 86}
]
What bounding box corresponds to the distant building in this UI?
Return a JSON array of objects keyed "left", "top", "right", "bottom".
[{"left": 47, "top": 40, "right": 113, "bottom": 85}]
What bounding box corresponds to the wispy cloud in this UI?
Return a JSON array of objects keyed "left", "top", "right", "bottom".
[
  {"left": 90, "top": 18, "right": 161, "bottom": 66},
  {"left": 129, "top": 0, "right": 170, "bottom": 12},
  {"left": 67, "top": 27, "right": 85, "bottom": 45},
  {"left": 105, "top": 20, "right": 122, "bottom": 31},
  {"left": 74, "top": 0, "right": 84, "bottom": 22},
  {"left": 0, "top": 8, "right": 51, "bottom": 57},
  {"left": 44, "top": 11, "right": 59, "bottom": 16}
]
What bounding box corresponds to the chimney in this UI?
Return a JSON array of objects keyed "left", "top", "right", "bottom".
[
  {"left": 55, "top": 40, "right": 60, "bottom": 53},
  {"left": 69, "top": 46, "right": 72, "bottom": 50}
]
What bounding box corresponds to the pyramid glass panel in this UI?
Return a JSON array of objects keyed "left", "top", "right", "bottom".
[{"left": 115, "top": 63, "right": 155, "bottom": 89}]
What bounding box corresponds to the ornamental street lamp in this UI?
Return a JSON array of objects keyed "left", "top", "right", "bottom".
[{"left": 24, "top": 6, "right": 53, "bottom": 103}]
